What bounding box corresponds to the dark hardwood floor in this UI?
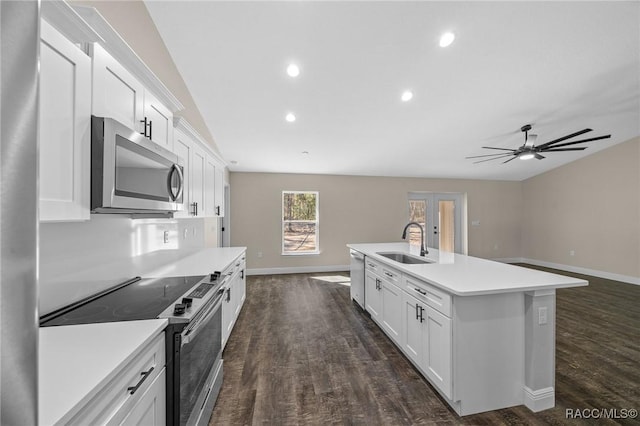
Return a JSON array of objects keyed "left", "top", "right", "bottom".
[{"left": 209, "top": 266, "right": 639, "bottom": 425}]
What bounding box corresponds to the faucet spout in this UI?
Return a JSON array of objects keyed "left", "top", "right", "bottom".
[{"left": 401, "top": 222, "right": 428, "bottom": 256}]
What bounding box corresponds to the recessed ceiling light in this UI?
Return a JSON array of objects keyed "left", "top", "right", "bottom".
[
  {"left": 285, "top": 113, "right": 296, "bottom": 122},
  {"left": 439, "top": 32, "right": 455, "bottom": 48},
  {"left": 401, "top": 91, "right": 413, "bottom": 102},
  {"left": 286, "top": 63, "right": 300, "bottom": 78}
]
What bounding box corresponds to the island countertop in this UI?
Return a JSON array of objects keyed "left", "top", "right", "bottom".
[{"left": 347, "top": 242, "right": 587, "bottom": 296}]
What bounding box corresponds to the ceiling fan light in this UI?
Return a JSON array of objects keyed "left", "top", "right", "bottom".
[{"left": 519, "top": 152, "right": 535, "bottom": 160}]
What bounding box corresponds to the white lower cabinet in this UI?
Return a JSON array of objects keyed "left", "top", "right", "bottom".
[
  {"left": 68, "top": 332, "right": 166, "bottom": 425},
  {"left": 423, "top": 306, "right": 452, "bottom": 399},
  {"left": 222, "top": 254, "right": 247, "bottom": 349},
  {"left": 364, "top": 270, "right": 382, "bottom": 324},
  {"left": 401, "top": 284, "right": 453, "bottom": 400},
  {"left": 381, "top": 280, "right": 404, "bottom": 346},
  {"left": 119, "top": 368, "right": 166, "bottom": 426}
]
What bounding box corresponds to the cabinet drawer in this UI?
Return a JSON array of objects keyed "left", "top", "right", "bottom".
[
  {"left": 380, "top": 265, "right": 401, "bottom": 285},
  {"left": 68, "top": 333, "right": 165, "bottom": 425},
  {"left": 403, "top": 275, "right": 452, "bottom": 317},
  {"left": 365, "top": 257, "right": 381, "bottom": 274}
]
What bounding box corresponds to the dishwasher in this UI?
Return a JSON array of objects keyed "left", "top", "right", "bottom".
[{"left": 349, "top": 249, "right": 365, "bottom": 308}]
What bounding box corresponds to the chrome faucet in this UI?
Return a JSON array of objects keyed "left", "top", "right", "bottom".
[{"left": 402, "top": 222, "right": 428, "bottom": 256}]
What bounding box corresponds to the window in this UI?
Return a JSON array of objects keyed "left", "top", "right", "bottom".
[{"left": 282, "top": 191, "right": 319, "bottom": 255}]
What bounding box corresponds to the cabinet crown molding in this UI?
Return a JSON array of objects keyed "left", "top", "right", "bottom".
[
  {"left": 42, "top": 1, "right": 102, "bottom": 45},
  {"left": 174, "top": 117, "right": 227, "bottom": 166},
  {"left": 71, "top": 5, "right": 184, "bottom": 114}
]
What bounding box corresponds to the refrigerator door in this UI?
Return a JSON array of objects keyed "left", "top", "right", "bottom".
[{"left": 1, "top": 1, "right": 39, "bottom": 424}]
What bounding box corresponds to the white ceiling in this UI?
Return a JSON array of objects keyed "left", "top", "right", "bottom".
[{"left": 146, "top": 1, "right": 640, "bottom": 181}]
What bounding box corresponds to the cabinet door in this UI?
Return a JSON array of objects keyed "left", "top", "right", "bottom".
[
  {"left": 91, "top": 44, "right": 144, "bottom": 132},
  {"left": 214, "top": 161, "right": 225, "bottom": 217},
  {"left": 143, "top": 91, "right": 173, "bottom": 150},
  {"left": 381, "top": 280, "right": 404, "bottom": 345},
  {"left": 119, "top": 367, "right": 166, "bottom": 426},
  {"left": 172, "top": 130, "right": 192, "bottom": 218},
  {"left": 204, "top": 155, "right": 216, "bottom": 217},
  {"left": 39, "top": 20, "right": 91, "bottom": 222},
  {"left": 190, "top": 147, "right": 206, "bottom": 217},
  {"left": 364, "top": 271, "right": 382, "bottom": 323},
  {"left": 403, "top": 292, "right": 423, "bottom": 366},
  {"left": 423, "top": 306, "right": 452, "bottom": 399}
]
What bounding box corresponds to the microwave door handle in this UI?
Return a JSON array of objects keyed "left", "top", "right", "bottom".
[{"left": 168, "top": 164, "right": 184, "bottom": 201}]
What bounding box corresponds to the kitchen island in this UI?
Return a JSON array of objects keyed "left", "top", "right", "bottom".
[{"left": 347, "top": 242, "right": 587, "bottom": 416}]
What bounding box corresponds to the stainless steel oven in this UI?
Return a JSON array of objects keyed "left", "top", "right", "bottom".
[
  {"left": 176, "top": 284, "right": 224, "bottom": 426},
  {"left": 91, "top": 115, "right": 184, "bottom": 214}
]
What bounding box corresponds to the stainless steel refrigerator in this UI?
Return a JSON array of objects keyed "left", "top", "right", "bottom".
[{"left": 1, "top": 1, "right": 39, "bottom": 424}]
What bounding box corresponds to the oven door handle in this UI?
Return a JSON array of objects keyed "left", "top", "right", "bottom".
[{"left": 181, "top": 293, "right": 223, "bottom": 347}]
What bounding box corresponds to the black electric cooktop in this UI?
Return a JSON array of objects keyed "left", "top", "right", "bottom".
[{"left": 41, "top": 275, "right": 205, "bottom": 326}]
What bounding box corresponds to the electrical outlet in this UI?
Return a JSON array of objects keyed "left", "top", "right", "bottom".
[
  {"left": 538, "top": 307, "right": 548, "bottom": 325},
  {"left": 257, "top": 251, "right": 263, "bottom": 258},
  {"left": 183, "top": 229, "right": 188, "bottom": 240},
  {"left": 163, "top": 230, "right": 169, "bottom": 244},
  {"left": 569, "top": 250, "right": 575, "bottom": 256}
]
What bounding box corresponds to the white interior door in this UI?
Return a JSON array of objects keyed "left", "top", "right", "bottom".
[{"left": 408, "top": 193, "right": 464, "bottom": 253}]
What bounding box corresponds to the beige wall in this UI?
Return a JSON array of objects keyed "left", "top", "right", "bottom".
[
  {"left": 522, "top": 137, "right": 640, "bottom": 278},
  {"left": 230, "top": 173, "right": 523, "bottom": 269},
  {"left": 71, "top": 0, "right": 221, "bottom": 156}
]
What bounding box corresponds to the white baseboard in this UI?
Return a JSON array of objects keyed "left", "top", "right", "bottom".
[
  {"left": 494, "top": 257, "right": 639, "bottom": 286},
  {"left": 247, "top": 264, "right": 350, "bottom": 276},
  {"left": 523, "top": 386, "right": 555, "bottom": 412}
]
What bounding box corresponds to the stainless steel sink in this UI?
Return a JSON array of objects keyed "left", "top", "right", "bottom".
[{"left": 376, "top": 252, "right": 434, "bottom": 265}]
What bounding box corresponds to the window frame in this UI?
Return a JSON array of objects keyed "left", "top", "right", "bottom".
[{"left": 281, "top": 190, "right": 320, "bottom": 256}]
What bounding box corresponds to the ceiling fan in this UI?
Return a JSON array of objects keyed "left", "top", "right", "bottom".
[{"left": 467, "top": 124, "right": 611, "bottom": 164}]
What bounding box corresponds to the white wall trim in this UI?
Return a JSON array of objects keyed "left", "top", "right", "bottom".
[
  {"left": 494, "top": 257, "right": 640, "bottom": 286},
  {"left": 247, "top": 264, "right": 349, "bottom": 276},
  {"left": 174, "top": 117, "right": 226, "bottom": 165},
  {"left": 523, "top": 386, "right": 555, "bottom": 412}
]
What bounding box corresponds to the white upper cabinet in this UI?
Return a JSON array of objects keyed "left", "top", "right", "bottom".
[
  {"left": 172, "top": 128, "right": 192, "bottom": 219},
  {"left": 214, "top": 160, "right": 225, "bottom": 217},
  {"left": 143, "top": 90, "right": 174, "bottom": 150},
  {"left": 190, "top": 146, "right": 207, "bottom": 217},
  {"left": 91, "top": 43, "right": 144, "bottom": 132},
  {"left": 39, "top": 20, "right": 91, "bottom": 222},
  {"left": 205, "top": 156, "right": 216, "bottom": 217}
]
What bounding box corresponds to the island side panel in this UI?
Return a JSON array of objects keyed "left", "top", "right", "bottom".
[
  {"left": 524, "top": 290, "right": 556, "bottom": 411},
  {"left": 453, "top": 292, "right": 525, "bottom": 416}
]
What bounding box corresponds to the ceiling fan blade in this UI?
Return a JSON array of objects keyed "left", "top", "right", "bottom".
[
  {"left": 466, "top": 152, "right": 517, "bottom": 159},
  {"left": 502, "top": 155, "right": 519, "bottom": 164},
  {"left": 540, "top": 135, "right": 611, "bottom": 149},
  {"left": 536, "top": 128, "right": 592, "bottom": 149},
  {"left": 481, "top": 147, "right": 517, "bottom": 151},
  {"left": 534, "top": 153, "right": 545, "bottom": 160},
  {"left": 473, "top": 154, "right": 515, "bottom": 164},
  {"left": 540, "top": 147, "right": 587, "bottom": 152}
]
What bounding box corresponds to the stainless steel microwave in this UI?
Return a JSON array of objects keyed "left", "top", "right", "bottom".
[{"left": 91, "top": 116, "right": 184, "bottom": 215}]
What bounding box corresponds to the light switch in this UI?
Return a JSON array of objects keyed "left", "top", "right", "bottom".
[
  {"left": 471, "top": 220, "right": 480, "bottom": 226},
  {"left": 163, "top": 230, "right": 169, "bottom": 244}
]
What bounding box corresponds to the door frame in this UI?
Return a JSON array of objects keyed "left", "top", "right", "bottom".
[{"left": 408, "top": 192, "right": 467, "bottom": 254}]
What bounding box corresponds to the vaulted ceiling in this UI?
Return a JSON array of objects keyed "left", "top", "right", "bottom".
[{"left": 146, "top": 1, "right": 640, "bottom": 181}]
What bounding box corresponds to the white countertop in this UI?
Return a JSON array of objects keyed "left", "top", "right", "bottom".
[
  {"left": 348, "top": 242, "right": 587, "bottom": 296},
  {"left": 142, "top": 246, "right": 247, "bottom": 278},
  {"left": 39, "top": 319, "right": 167, "bottom": 426}
]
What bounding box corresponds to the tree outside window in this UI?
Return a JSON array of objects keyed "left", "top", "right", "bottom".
[{"left": 282, "top": 191, "right": 319, "bottom": 255}]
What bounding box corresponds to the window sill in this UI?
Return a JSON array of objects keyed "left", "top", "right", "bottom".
[{"left": 281, "top": 251, "right": 320, "bottom": 256}]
